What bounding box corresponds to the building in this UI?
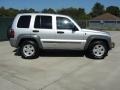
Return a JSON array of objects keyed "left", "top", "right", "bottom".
[{"left": 89, "top": 13, "right": 120, "bottom": 30}]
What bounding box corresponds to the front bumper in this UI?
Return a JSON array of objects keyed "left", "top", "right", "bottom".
[{"left": 110, "top": 42, "right": 115, "bottom": 49}]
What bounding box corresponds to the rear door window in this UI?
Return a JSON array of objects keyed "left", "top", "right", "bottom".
[
  {"left": 34, "top": 16, "right": 52, "bottom": 29},
  {"left": 17, "top": 15, "right": 31, "bottom": 28}
]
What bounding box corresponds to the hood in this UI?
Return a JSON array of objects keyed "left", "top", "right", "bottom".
[
  {"left": 82, "top": 29, "right": 103, "bottom": 33},
  {"left": 82, "top": 29, "right": 110, "bottom": 35}
]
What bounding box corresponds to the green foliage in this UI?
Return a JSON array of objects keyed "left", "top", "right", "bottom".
[
  {"left": 57, "top": 7, "right": 80, "bottom": 19},
  {"left": 19, "top": 8, "right": 37, "bottom": 13},
  {"left": 0, "top": 6, "right": 90, "bottom": 20},
  {"left": 0, "top": 7, "right": 37, "bottom": 17},
  {"left": 57, "top": 7, "right": 90, "bottom": 20},
  {"left": 106, "top": 6, "right": 120, "bottom": 17},
  {"left": 41, "top": 8, "right": 56, "bottom": 14},
  {"left": 0, "top": 2, "right": 119, "bottom": 20},
  {"left": 90, "top": 2, "right": 105, "bottom": 17}
]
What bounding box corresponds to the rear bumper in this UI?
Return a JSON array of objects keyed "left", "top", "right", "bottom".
[{"left": 9, "top": 38, "right": 17, "bottom": 47}]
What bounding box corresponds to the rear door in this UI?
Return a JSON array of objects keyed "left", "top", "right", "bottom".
[{"left": 33, "top": 15, "right": 57, "bottom": 49}]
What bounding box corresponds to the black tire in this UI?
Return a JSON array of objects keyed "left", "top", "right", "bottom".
[
  {"left": 85, "top": 41, "right": 108, "bottom": 59},
  {"left": 20, "top": 41, "right": 39, "bottom": 59}
]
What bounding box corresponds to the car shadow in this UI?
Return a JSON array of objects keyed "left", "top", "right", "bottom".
[
  {"left": 13, "top": 49, "right": 85, "bottom": 57},
  {"left": 13, "top": 48, "right": 21, "bottom": 56},
  {"left": 39, "top": 50, "right": 85, "bottom": 57}
]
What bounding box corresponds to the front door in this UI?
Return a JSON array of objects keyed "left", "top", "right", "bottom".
[{"left": 55, "top": 16, "right": 85, "bottom": 50}]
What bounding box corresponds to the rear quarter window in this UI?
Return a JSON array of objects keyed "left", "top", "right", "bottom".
[{"left": 17, "top": 15, "right": 31, "bottom": 28}]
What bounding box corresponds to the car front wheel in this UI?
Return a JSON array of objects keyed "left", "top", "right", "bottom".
[{"left": 86, "top": 41, "right": 108, "bottom": 59}]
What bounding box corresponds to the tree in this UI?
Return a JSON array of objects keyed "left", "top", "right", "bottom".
[
  {"left": 90, "top": 2, "right": 105, "bottom": 17},
  {"left": 106, "top": 6, "right": 120, "bottom": 17},
  {"left": 7, "top": 8, "right": 19, "bottom": 17},
  {"left": 0, "top": 6, "right": 6, "bottom": 17},
  {"left": 57, "top": 7, "right": 89, "bottom": 20},
  {"left": 57, "top": 7, "right": 79, "bottom": 19},
  {"left": 41, "top": 8, "right": 56, "bottom": 14},
  {"left": 78, "top": 8, "right": 90, "bottom": 20},
  {"left": 28, "top": 8, "right": 36, "bottom": 13}
]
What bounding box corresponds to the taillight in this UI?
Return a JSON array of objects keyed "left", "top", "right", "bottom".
[{"left": 9, "top": 29, "right": 15, "bottom": 38}]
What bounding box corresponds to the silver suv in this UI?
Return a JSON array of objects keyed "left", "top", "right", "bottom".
[{"left": 8, "top": 13, "right": 114, "bottom": 59}]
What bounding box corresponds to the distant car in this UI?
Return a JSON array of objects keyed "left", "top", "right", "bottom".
[{"left": 8, "top": 13, "right": 114, "bottom": 59}]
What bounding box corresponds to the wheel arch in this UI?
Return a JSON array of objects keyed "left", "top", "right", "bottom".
[
  {"left": 84, "top": 35, "right": 111, "bottom": 50},
  {"left": 16, "top": 34, "right": 43, "bottom": 49}
]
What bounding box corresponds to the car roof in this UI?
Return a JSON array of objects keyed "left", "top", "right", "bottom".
[{"left": 17, "top": 13, "right": 69, "bottom": 17}]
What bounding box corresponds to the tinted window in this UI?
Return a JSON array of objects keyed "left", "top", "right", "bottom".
[
  {"left": 34, "top": 16, "right": 52, "bottom": 29},
  {"left": 117, "top": 21, "right": 120, "bottom": 23},
  {"left": 89, "top": 21, "right": 100, "bottom": 23},
  {"left": 104, "top": 21, "right": 116, "bottom": 23},
  {"left": 34, "top": 16, "right": 40, "bottom": 28},
  {"left": 57, "top": 17, "right": 75, "bottom": 30},
  {"left": 17, "top": 16, "right": 31, "bottom": 28}
]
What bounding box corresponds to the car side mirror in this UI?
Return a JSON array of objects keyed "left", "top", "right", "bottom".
[{"left": 72, "top": 26, "right": 78, "bottom": 31}]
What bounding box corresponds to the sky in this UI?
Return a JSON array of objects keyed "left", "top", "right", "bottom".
[{"left": 0, "top": 0, "right": 120, "bottom": 12}]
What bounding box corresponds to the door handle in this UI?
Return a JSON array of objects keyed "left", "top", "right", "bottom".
[
  {"left": 33, "top": 30, "right": 39, "bottom": 32},
  {"left": 57, "top": 31, "right": 64, "bottom": 34}
]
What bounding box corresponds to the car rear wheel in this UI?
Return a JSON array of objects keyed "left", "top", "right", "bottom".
[{"left": 20, "top": 41, "right": 39, "bottom": 59}]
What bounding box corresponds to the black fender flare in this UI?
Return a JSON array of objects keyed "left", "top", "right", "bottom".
[
  {"left": 16, "top": 34, "right": 43, "bottom": 49},
  {"left": 84, "top": 35, "right": 111, "bottom": 50}
]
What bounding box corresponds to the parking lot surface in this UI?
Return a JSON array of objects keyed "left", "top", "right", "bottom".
[{"left": 0, "top": 31, "right": 120, "bottom": 90}]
